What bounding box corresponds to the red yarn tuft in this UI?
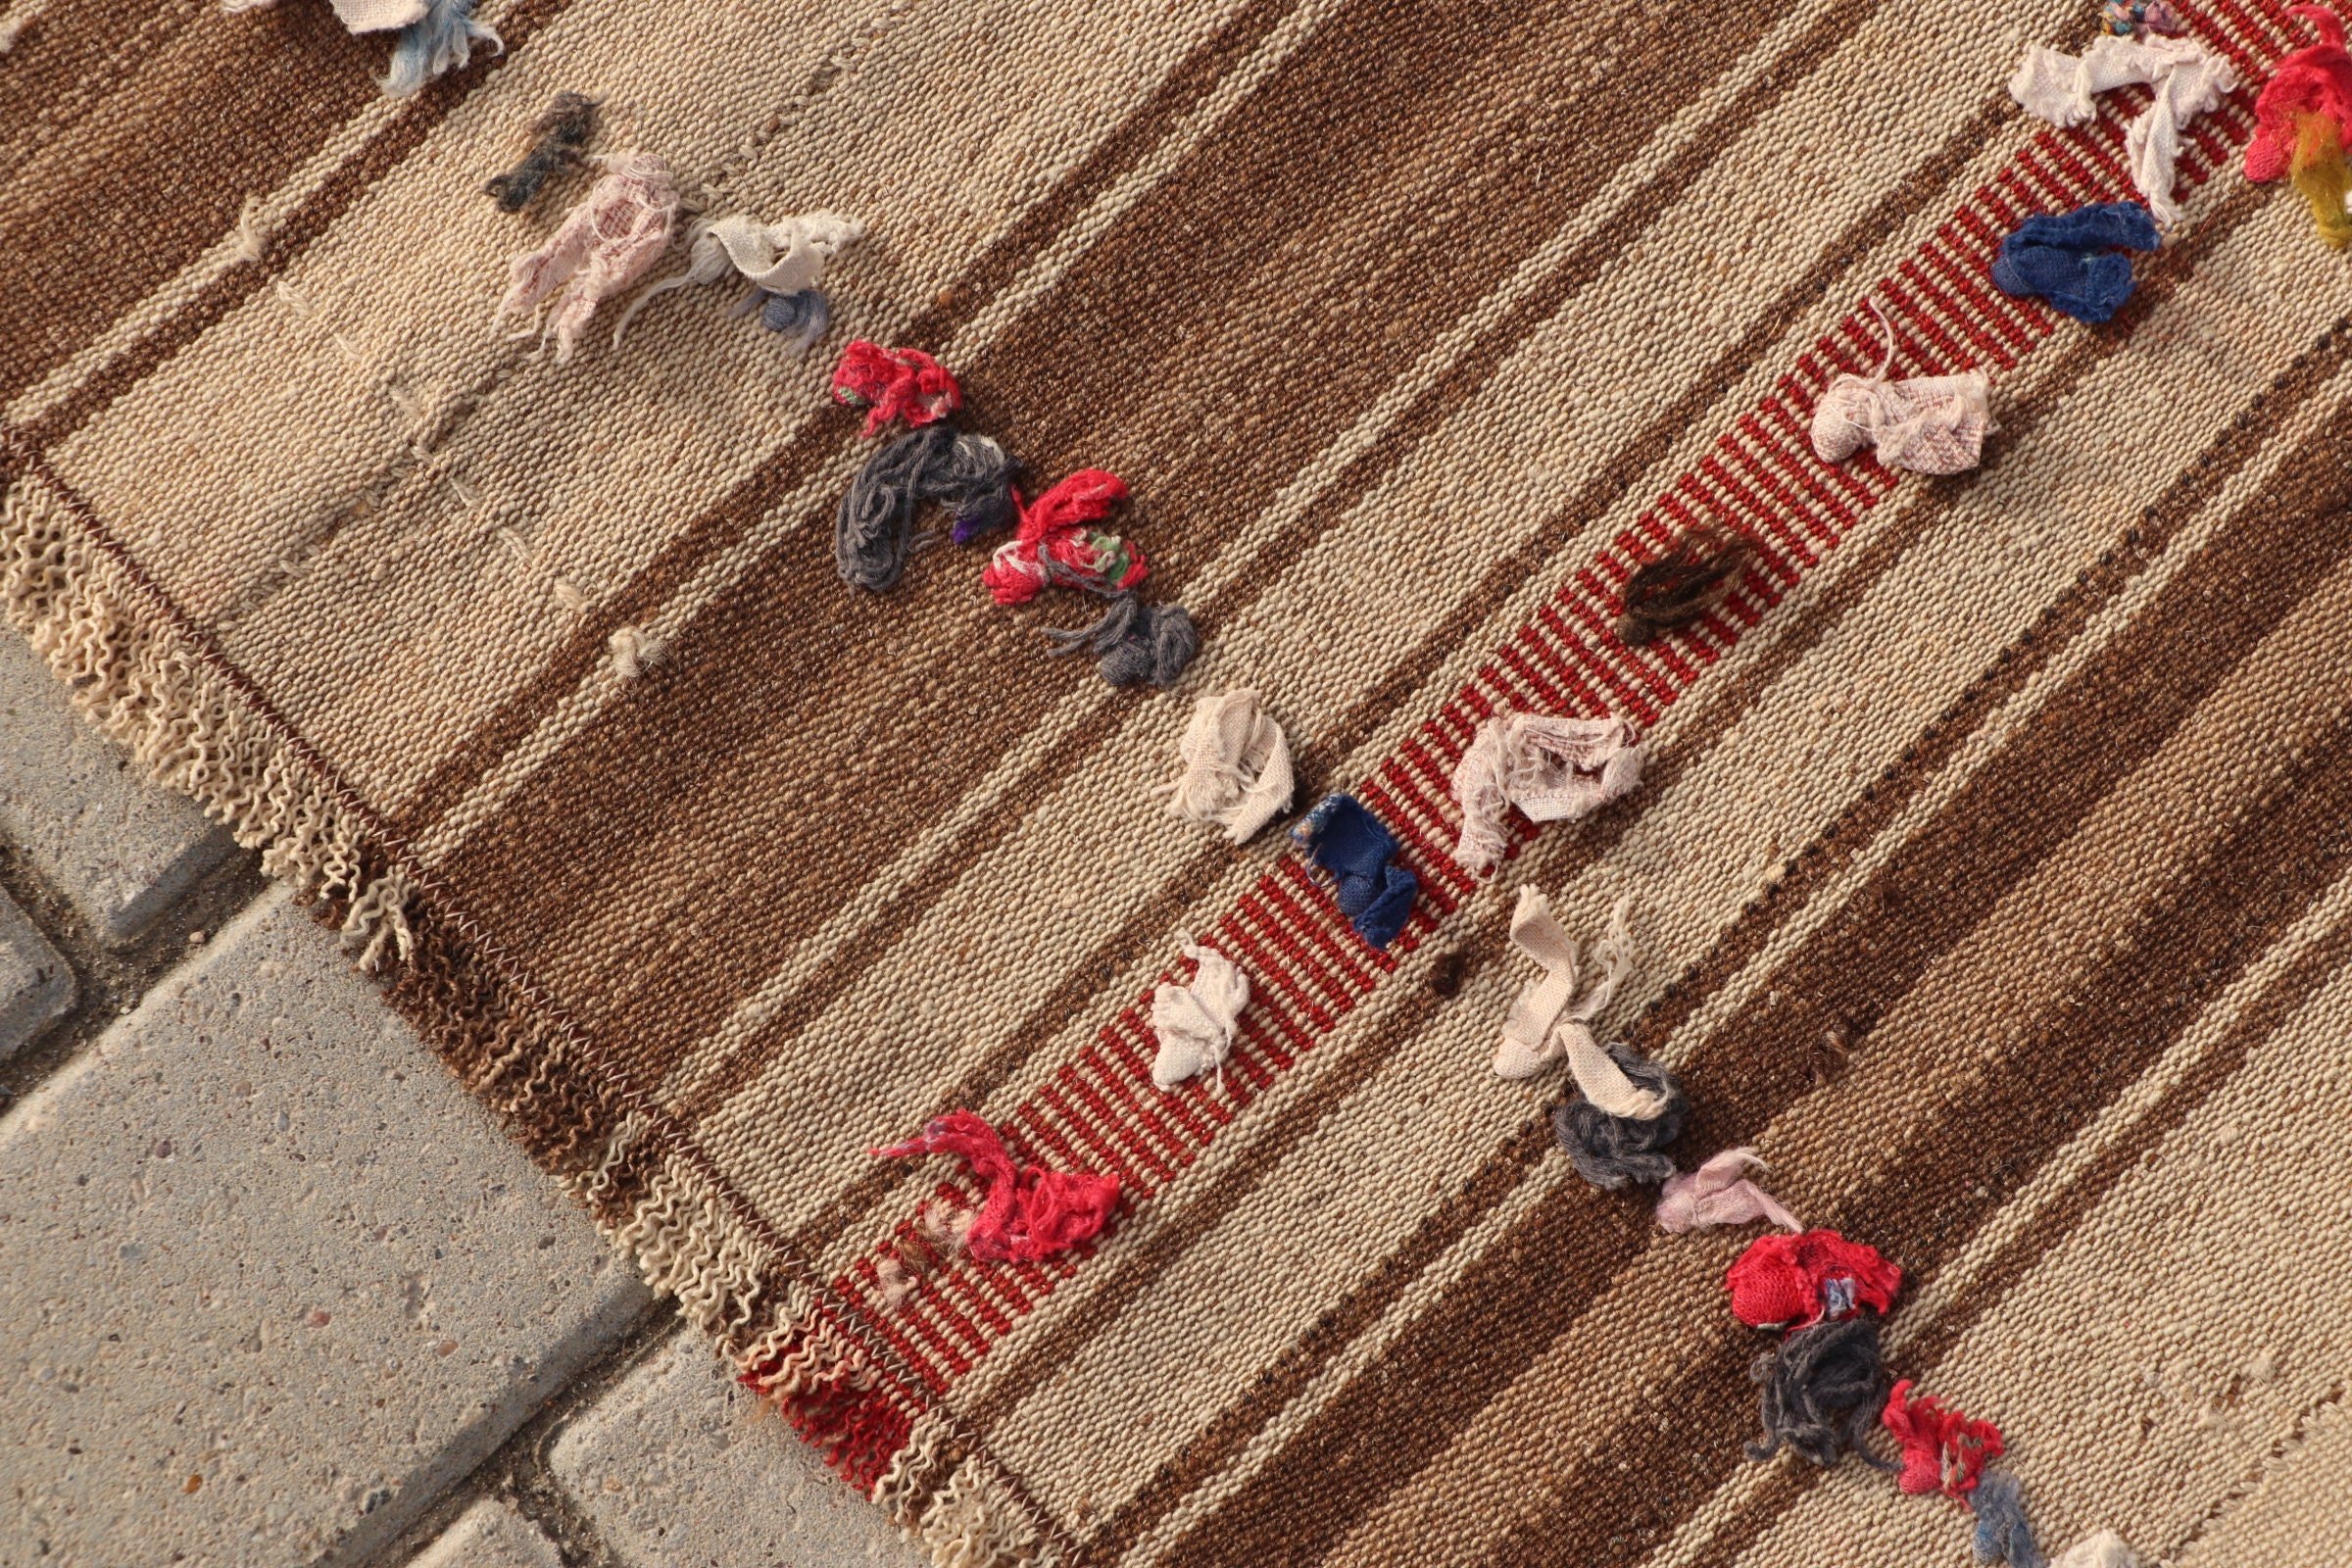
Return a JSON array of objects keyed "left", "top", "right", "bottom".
[
  {"left": 1882, "top": 1379, "right": 2004, "bottom": 1499},
  {"left": 871, "top": 1109, "right": 1120, "bottom": 1263},
  {"left": 978, "top": 469, "right": 1147, "bottom": 607},
  {"left": 2247, "top": 7, "right": 2352, "bottom": 182},
  {"left": 1726, "top": 1229, "right": 1902, "bottom": 1330},
  {"left": 830, "top": 340, "right": 962, "bottom": 436}
]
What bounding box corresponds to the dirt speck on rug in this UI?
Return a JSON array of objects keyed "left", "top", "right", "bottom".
[{"left": 5, "top": 0, "right": 2352, "bottom": 1563}]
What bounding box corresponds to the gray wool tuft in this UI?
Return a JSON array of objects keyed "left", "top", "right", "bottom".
[
  {"left": 1549, "top": 1043, "right": 1686, "bottom": 1190},
  {"left": 1045, "top": 594, "right": 1198, "bottom": 688},
  {"left": 834, "top": 426, "right": 1018, "bottom": 592},
  {"left": 1746, "top": 1315, "right": 1896, "bottom": 1469},
  {"left": 1972, "top": 1471, "right": 2045, "bottom": 1568}
]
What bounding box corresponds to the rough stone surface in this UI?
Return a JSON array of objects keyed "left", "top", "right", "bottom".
[
  {"left": 0, "top": 892, "right": 654, "bottom": 1568},
  {"left": 0, "top": 886, "right": 73, "bottom": 1059},
  {"left": 406, "top": 1497, "right": 564, "bottom": 1568},
  {"left": 0, "top": 635, "right": 236, "bottom": 945},
  {"left": 552, "top": 1329, "right": 925, "bottom": 1568}
]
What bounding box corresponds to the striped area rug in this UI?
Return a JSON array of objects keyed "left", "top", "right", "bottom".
[{"left": 6, "top": 1, "right": 2351, "bottom": 1563}]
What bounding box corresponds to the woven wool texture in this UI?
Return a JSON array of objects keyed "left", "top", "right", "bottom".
[{"left": 5, "top": 2, "right": 2352, "bottom": 1565}]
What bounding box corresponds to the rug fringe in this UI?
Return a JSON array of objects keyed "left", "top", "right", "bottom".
[
  {"left": 1, "top": 459, "right": 1055, "bottom": 1568},
  {"left": 0, "top": 466, "right": 412, "bottom": 967}
]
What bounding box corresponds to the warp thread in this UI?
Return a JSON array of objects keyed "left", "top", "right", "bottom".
[
  {"left": 2102, "top": 0, "right": 2183, "bottom": 32},
  {"left": 1449, "top": 711, "right": 1643, "bottom": 874},
  {"left": 485, "top": 92, "right": 597, "bottom": 214},
  {"left": 607, "top": 625, "right": 663, "bottom": 679},
  {"left": 1990, "top": 202, "right": 2161, "bottom": 324},
  {"left": 1727, "top": 1229, "right": 1902, "bottom": 1330},
  {"left": 1810, "top": 306, "right": 1992, "bottom": 475},
  {"left": 869, "top": 1110, "right": 1119, "bottom": 1264},
  {"left": 613, "top": 210, "right": 863, "bottom": 349},
  {"left": 832, "top": 340, "right": 961, "bottom": 436},
  {"left": 1972, "top": 1470, "right": 2046, "bottom": 1568},
  {"left": 1150, "top": 944, "right": 1250, "bottom": 1088},
  {"left": 834, "top": 426, "right": 1017, "bottom": 592},
  {"left": 2010, "top": 33, "right": 2238, "bottom": 225},
  {"left": 385, "top": 0, "right": 499, "bottom": 95},
  {"left": 1550, "top": 1044, "right": 1686, "bottom": 1190},
  {"left": 2051, "top": 1531, "right": 2137, "bottom": 1568},
  {"left": 983, "top": 469, "right": 1146, "bottom": 606},
  {"left": 1883, "top": 1379, "right": 2004, "bottom": 1499},
  {"left": 1494, "top": 892, "right": 1663, "bottom": 1117},
  {"left": 2291, "top": 110, "right": 2352, "bottom": 248},
  {"left": 1747, "top": 1315, "right": 1896, "bottom": 1468},
  {"left": 1163, "top": 689, "right": 1296, "bottom": 843},
  {"left": 495, "top": 153, "right": 678, "bottom": 365},
  {"left": 1618, "top": 528, "right": 1752, "bottom": 644},
  {"left": 1042, "top": 594, "right": 1198, "bottom": 688},
  {"left": 1656, "top": 1148, "right": 1801, "bottom": 1233},
  {"left": 2245, "top": 6, "right": 2352, "bottom": 184},
  {"left": 1293, "top": 794, "right": 1418, "bottom": 948}
]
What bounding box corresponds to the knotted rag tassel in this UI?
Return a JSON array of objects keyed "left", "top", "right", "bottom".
[
  {"left": 1811, "top": 306, "right": 1992, "bottom": 475},
  {"left": 384, "top": 0, "right": 499, "bottom": 94},
  {"left": 2290, "top": 110, "right": 2352, "bottom": 248},
  {"left": 831, "top": 341, "right": 961, "bottom": 436},
  {"left": 1990, "top": 202, "right": 2160, "bottom": 324},
  {"left": 983, "top": 470, "right": 1147, "bottom": 606},
  {"left": 1494, "top": 890, "right": 1658, "bottom": 1105},
  {"left": 2051, "top": 1531, "right": 2136, "bottom": 1568},
  {"left": 1656, "top": 1148, "right": 1801, "bottom": 1233},
  {"left": 1449, "top": 711, "right": 1643, "bottom": 875},
  {"left": 869, "top": 1110, "right": 1119, "bottom": 1264},
  {"left": 1726, "top": 1228, "right": 1902, "bottom": 1330},
  {"left": 834, "top": 426, "right": 1017, "bottom": 592},
  {"left": 2244, "top": 6, "right": 2352, "bottom": 184},
  {"left": 1618, "top": 529, "right": 1752, "bottom": 645},
  {"left": 496, "top": 153, "right": 678, "bottom": 365},
  {"left": 1883, "top": 1380, "right": 2004, "bottom": 1499},
  {"left": 1043, "top": 595, "right": 1198, "bottom": 688},
  {"left": 2009, "top": 32, "right": 2238, "bottom": 226},
  {"left": 485, "top": 92, "right": 598, "bottom": 215},
  {"left": 1163, "top": 690, "right": 1295, "bottom": 842},
  {"left": 613, "top": 210, "right": 863, "bottom": 351},
  {"left": 1293, "top": 794, "right": 1417, "bottom": 948},
  {"left": 1150, "top": 944, "right": 1250, "bottom": 1088},
  {"left": 1972, "top": 1470, "right": 2046, "bottom": 1568},
  {"left": 2103, "top": 0, "right": 2184, "bottom": 32}
]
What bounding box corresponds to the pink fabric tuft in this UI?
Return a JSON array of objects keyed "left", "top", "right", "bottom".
[
  {"left": 870, "top": 1110, "right": 1119, "bottom": 1264},
  {"left": 1726, "top": 1228, "right": 1901, "bottom": 1329},
  {"left": 2247, "top": 6, "right": 2352, "bottom": 182},
  {"left": 497, "top": 154, "right": 678, "bottom": 365},
  {"left": 1656, "top": 1149, "right": 1802, "bottom": 1234}
]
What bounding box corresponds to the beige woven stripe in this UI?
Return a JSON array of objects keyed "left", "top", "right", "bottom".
[
  {"left": 635, "top": 0, "right": 2062, "bottom": 1122},
  {"left": 700, "top": 183, "right": 2323, "bottom": 1273},
  {"left": 400, "top": 0, "right": 1352, "bottom": 858},
  {"left": 976, "top": 220, "right": 2345, "bottom": 1548},
  {"left": 2175, "top": 1401, "right": 2352, "bottom": 1567},
  {"left": 1, "top": 44, "right": 416, "bottom": 428},
  {"left": 40, "top": 0, "right": 1280, "bottom": 807},
  {"left": 1312, "top": 484, "right": 2352, "bottom": 1567},
  {"left": 667, "top": 0, "right": 2070, "bottom": 1183},
  {"left": 1734, "top": 946, "right": 2352, "bottom": 1567}
]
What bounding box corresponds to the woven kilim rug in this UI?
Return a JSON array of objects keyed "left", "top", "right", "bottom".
[{"left": 7, "top": 0, "right": 2352, "bottom": 1563}]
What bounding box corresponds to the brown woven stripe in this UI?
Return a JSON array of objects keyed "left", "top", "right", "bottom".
[
  {"left": 1144, "top": 338, "right": 2352, "bottom": 1568},
  {"left": 0, "top": 0, "right": 204, "bottom": 177}
]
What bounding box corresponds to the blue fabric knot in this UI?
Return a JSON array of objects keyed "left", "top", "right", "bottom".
[
  {"left": 1990, "top": 202, "right": 2160, "bottom": 325},
  {"left": 1294, "top": 794, "right": 1417, "bottom": 949},
  {"left": 1971, "top": 1470, "right": 2044, "bottom": 1568}
]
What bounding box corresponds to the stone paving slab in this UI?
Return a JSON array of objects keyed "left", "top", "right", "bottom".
[
  {"left": 551, "top": 1328, "right": 925, "bottom": 1568},
  {"left": 405, "top": 1498, "right": 564, "bottom": 1568},
  {"left": 0, "top": 885, "right": 73, "bottom": 1059},
  {"left": 0, "top": 891, "right": 654, "bottom": 1568},
  {"left": 0, "top": 635, "right": 235, "bottom": 946}
]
